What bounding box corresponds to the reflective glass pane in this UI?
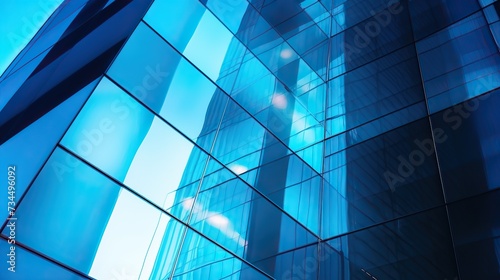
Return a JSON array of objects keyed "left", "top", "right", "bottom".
[
  {"left": 172, "top": 229, "right": 270, "bottom": 279},
  {"left": 409, "top": 0, "right": 480, "bottom": 40},
  {"left": 430, "top": 90, "right": 500, "bottom": 202},
  {"left": 416, "top": 12, "right": 500, "bottom": 113},
  {"left": 322, "top": 118, "right": 444, "bottom": 238},
  {"left": 191, "top": 158, "right": 318, "bottom": 264},
  {"left": 2, "top": 148, "right": 183, "bottom": 279},
  {"left": 0, "top": 240, "right": 87, "bottom": 279},
  {"left": 0, "top": 78, "right": 97, "bottom": 221},
  {"left": 324, "top": 207, "right": 459, "bottom": 279},
  {"left": 61, "top": 78, "right": 208, "bottom": 219},
  {"left": 448, "top": 190, "right": 500, "bottom": 279},
  {"left": 145, "top": 0, "right": 236, "bottom": 81}
]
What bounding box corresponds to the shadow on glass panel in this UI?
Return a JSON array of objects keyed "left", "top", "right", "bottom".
[
  {"left": 252, "top": 243, "right": 320, "bottom": 280},
  {"left": 430, "top": 89, "right": 500, "bottom": 202},
  {"left": 329, "top": 0, "right": 411, "bottom": 78},
  {"left": 322, "top": 118, "right": 444, "bottom": 238},
  {"left": 448, "top": 190, "right": 500, "bottom": 280},
  {"left": 409, "top": 0, "right": 480, "bottom": 40},
  {"left": 416, "top": 12, "right": 500, "bottom": 113},
  {"left": 323, "top": 207, "right": 458, "bottom": 279}
]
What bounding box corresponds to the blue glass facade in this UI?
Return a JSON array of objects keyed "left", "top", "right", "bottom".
[{"left": 0, "top": 0, "right": 499, "bottom": 279}]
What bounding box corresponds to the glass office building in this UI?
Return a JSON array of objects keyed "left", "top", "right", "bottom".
[{"left": 0, "top": 0, "right": 499, "bottom": 279}]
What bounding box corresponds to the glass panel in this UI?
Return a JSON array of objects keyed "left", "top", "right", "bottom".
[
  {"left": 330, "top": 0, "right": 405, "bottom": 36},
  {"left": 172, "top": 228, "right": 270, "bottom": 279},
  {"left": 145, "top": 0, "right": 235, "bottom": 81},
  {"left": 325, "top": 101, "right": 428, "bottom": 155},
  {"left": 324, "top": 207, "right": 459, "bottom": 279},
  {"left": 327, "top": 45, "right": 425, "bottom": 135},
  {"left": 409, "top": 0, "right": 480, "bottom": 40},
  {"left": 0, "top": 78, "right": 97, "bottom": 221},
  {"left": 416, "top": 12, "right": 500, "bottom": 113},
  {"left": 430, "top": 89, "right": 500, "bottom": 202},
  {"left": 1, "top": 147, "right": 183, "bottom": 279},
  {"left": 190, "top": 158, "right": 318, "bottom": 264},
  {"left": 108, "top": 22, "right": 228, "bottom": 144},
  {"left": 61, "top": 78, "right": 208, "bottom": 218},
  {"left": 0, "top": 240, "right": 87, "bottom": 279},
  {"left": 448, "top": 190, "right": 500, "bottom": 279},
  {"left": 329, "top": 1, "right": 412, "bottom": 79},
  {"left": 252, "top": 243, "right": 319, "bottom": 279},
  {"left": 240, "top": 153, "right": 321, "bottom": 234},
  {"left": 322, "top": 118, "right": 444, "bottom": 238}
]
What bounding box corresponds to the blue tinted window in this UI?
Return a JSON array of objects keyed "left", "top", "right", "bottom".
[
  {"left": 448, "top": 190, "right": 500, "bottom": 279},
  {"left": 327, "top": 45, "right": 425, "bottom": 135},
  {"left": 108, "top": 21, "right": 228, "bottom": 143},
  {"left": 2, "top": 148, "right": 183, "bottom": 279},
  {"left": 252, "top": 243, "right": 319, "bottom": 279},
  {"left": 329, "top": 1, "right": 412, "bottom": 78},
  {"left": 172, "top": 229, "right": 270, "bottom": 279},
  {"left": 0, "top": 240, "right": 86, "bottom": 279},
  {"left": 0, "top": 78, "right": 98, "bottom": 221},
  {"left": 324, "top": 207, "right": 458, "bottom": 279},
  {"left": 192, "top": 158, "right": 318, "bottom": 261},
  {"left": 322, "top": 118, "right": 443, "bottom": 238},
  {"left": 416, "top": 12, "right": 500, "bottom": 113},
  {"left": 145, "top": 0, "right": 236, "bottom": 81},
  {"left": 61, "top": 78, "right": 209, "bottom": 218},
  {"left": 409, "top": 0, "right": 480, "bottom": 40},
  {"left": 430, "top": 90, "right": 500, "bottom": 202}
]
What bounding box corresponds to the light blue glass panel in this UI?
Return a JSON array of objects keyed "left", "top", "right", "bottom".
[
  {"left": 0, "top": 240, "right": 86, "bottom": 279},
  {"left": 0, "top": 78, "right": 98, "bottom": 221},
  {"left": 296, "top": 141, "right": 324, "bottom": 173},
  {"left": 205, "top": 0, "right": 250, "bottom": 33},
  {"left": 60, "top": 77, "right": 153, "bottom": 181},
  {"left": 145, "top": 0, "right": 236, "bottom": 82},
  {"left": 108, "top": 22, "right": 226, "bottom": 144},
  {"left": 2, "top": 148, "right": 182, "bottom": 279},
  {"left": 61, "top": 78, "right": 208, "bottom": 219},
  {"left": 144, "top": 0, "right": 205, "bottom": 52},
  {"left": 107, "top": 22, "right": 181, "bottom": 113}
]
